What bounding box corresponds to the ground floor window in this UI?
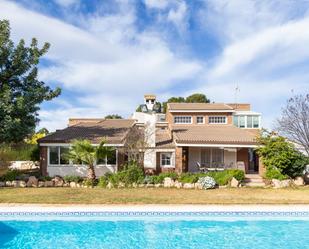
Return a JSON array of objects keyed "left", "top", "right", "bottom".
[
  {"left": 161, "top": 152, "right": 172, "bottom": 167},
  {"left": 48, "top": 146, "right": 116, "bottom": 166},
  {"left": 97, "top": 150, "right": 117, "bottom": 165},
  {"left": 200, "top": 148, "right": 224, "bottom": 167},
  {"left": 48, "top": 146, "right": 69, "bottom": 165}
]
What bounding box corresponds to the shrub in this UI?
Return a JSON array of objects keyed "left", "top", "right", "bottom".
[
  {"left": 226, "top": 169, "right": 245, "bottom": 181},
  {"left": 63, "top": 175, "right": 83, "bottom": 183},
  {"left": 257, "top": 132, "right": 309, "bottom": 178},
  {"left": 105, "top": 163, "right": 144, "bottom": 187},
  {"left": 143, "top": 175, "right": 154, "bottom": 184},
  {"left": 265, "top": 167, "right": 288, "bottom": 180},
  {"left": 198, "top": 176, "right": 216, "bottom": 189},
  {"left": 122, "top": 163, "right": 144, "bottom": 185},
  {"left": 179, "top": 173, "right": 199, "bottom": 183},
  {"left": 83, "top": 178, "right": 97, "bottom": 187},
  {"left": 98, "top": 176, "right": 108, "bottom": 188},
  {"left": 0, "top": 143, "right": 38, "bottom": 165},
  {"left": 1, "top": 169, "right": 22, "bottom": 181}
]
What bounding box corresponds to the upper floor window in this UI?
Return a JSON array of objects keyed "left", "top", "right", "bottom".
[
  {"left": 196, "top": 116, "right": 204, "bottom": 124},
  {"left": 208, "top": 116, "right": 227, "bottom": 124},
  {"left": 174, "top": 116, "right": 192, "bottom": 124},
  {"left": 233, "top": 115, "right": 260, "bottom": 128}
]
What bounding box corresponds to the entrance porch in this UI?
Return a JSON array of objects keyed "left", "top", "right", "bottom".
[{"left": 176, "top": 146, "right": 263, "bottom": 175}]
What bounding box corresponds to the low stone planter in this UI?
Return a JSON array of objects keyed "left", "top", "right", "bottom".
[
  {"left": 44, "top": 181, "right": 54, "bottom": 187},
  {"left": 163, "top": 177, "right": 174, "bottom": 188},
  {"left": 27, "top": 176, "right": 38, "bottom": 187},
  {"left": 230, "top": 177, "right": 240, "bottom": 188},
  {"left": 52, "top": 176, "right": 64, "bottom": 187},
  {"left": 174, "top": 181, "right": 183, "bottom": 189},
  {"left": 38, "top": 181, "right": 45, "bottom": 187},
  {"left": 154, "top": 183, "right": 162, "bottom": 188},
  {"left": 272, "top": 179, "right": 292, "bottom": 188},
  {"left": 5, "top": 181, "right": 12, "bottom": 187},
  {"left": 293, "top": 176, "right": 304, "bottom": 186},
  {"left": 183, "top": 183, "right": 194, "bottom": 189},
  {"left": 12, "top": 180, "right": 26, "bottom": 188}
]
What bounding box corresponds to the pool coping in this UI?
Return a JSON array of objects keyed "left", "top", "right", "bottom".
[{"left": 0, "top": 204, "right": 308, "bottom": 213}]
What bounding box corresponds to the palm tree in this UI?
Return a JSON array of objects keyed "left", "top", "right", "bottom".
[{"left": 66, "top": 139, "right": 114, "bottom": 181}]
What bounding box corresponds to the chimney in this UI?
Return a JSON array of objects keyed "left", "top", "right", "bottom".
[{"left": 144, "top": 94, "right": 156, "bottom": 111}]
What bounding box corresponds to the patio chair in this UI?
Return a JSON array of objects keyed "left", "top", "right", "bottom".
[{"left": 196, "top": 162, "right": 206, "bottom": 172}]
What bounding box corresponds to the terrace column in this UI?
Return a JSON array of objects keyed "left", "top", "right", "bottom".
[
  {"left": 39, "top": 146, "right": 48, "bottom": 176},
  {"left": 175, "top": 147, "right": 183, "bottom": 173}
]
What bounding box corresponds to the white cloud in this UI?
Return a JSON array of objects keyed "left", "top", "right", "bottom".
[
  {"left": 54, "top": 0, "right": 79, "bottom": 7},
  {"left": 0, "top": 0, "right": 202, "bottom": 131},
  {"left": 144, "top": 0, "right": 169, "bottom": 10},
  {"left": 167, "top": 1, "right": 187, "bottom": 33}
]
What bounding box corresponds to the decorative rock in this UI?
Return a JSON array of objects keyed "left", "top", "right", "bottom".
[
  {"left": 76, "top": 183, "right": 82, "bottom": 188},
  {"left": 194, "top": 182, "right": 203, "bottom": 190},
  {"left": 11, "top": 181, "right": 18, "bottom": 187},
  {"left": 44, "top": 181, "right": 54, "bottom": 187},
  {"left": 272, "top": 179, "right": 291, "bottom": 188},
  {"left": 132, "top": 183, "right": 138, "bottom": 188},
  {"left": 138, "top": 184, "right": 145, "bottom": 188},
  {"left": 70, "top": 182, "right": 77, "bottom": 188},
  {"left": 163, "top": 177, "right": 174, "bottom": 188},
  {"left": 19, "top": 181, "right": 26, "bottom": 188},
  {"left": 38, "top": 181, "right": 45, "bottom": 187},
  {"left": 174, "top": 181, "right": 183, "bottom": 189},
  {"left": 27, "top": 176, "right": 38, "bottom": 187},
  {"left": 118, "top": 182, "right": 125, "bottom": 188},
  {"left": 52, "top": 176, "right": 64, "bottom": 187},
  {"left": 107, "top": 182, "right": 113, "bottom": 189},
  {"left": 230, "top": 177, "right": 240, "bottom": 188},
  {"left": 0, "top": 182, "right": 5, "bottom": 187},
  {"left": 293, "top": 176, "right": 304, "bottom": 186},
  {"left": 154, "top": 183, "right": 162, "bottom": 188},
  {"left": 5, "top": 181, "right": 12, "bottom": 187},
  {"left": 183, "top": 183, "right": 194, "bottom": 189},
  {"left": 63, "top": 183, "right": 70, "bottom": 187},
  {"left": 146, "top": 183, "right": 154, "bottom": 188}
]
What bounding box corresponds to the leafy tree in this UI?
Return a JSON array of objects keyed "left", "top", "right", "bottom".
[
  {"left": 186, "top": 93, "right": 210, "bottom": 103},
  {"left": 0, "top": 20, "right": 61, "bottom": 143},
  {"left": 25, "top": 128, "right": 49, "bottom": 145},
  {"left": 105, "top": 114, "right": 123, "bottom": 119},
  {"left": 162, "top": 93, "right": 210, "bottom": 112},
  {"left": 66, "top": 139, "right": 114, "bottom": 181},
  {"left": 256, "top": 130, "right": 309, "bottom": 179},
  {"left": 276, "top": 94, "right": 309, "bottom": 155}
]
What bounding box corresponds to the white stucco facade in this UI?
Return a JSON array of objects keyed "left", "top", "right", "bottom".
[{"left": 47, "top": 165, "right": 116, "bottom": 177}]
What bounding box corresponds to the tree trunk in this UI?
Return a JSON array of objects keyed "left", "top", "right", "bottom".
[{"left": 87, "top": 164, "right": 96, "bottom": 181}]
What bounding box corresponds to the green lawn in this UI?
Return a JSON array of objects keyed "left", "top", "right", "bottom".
[{"left": 0, "top": 187, "right": 309, "bottom": 204}]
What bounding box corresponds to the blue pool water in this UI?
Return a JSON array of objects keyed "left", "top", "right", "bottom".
[{"left": 0, "top": 214, "right": 308, "bottom": 249}]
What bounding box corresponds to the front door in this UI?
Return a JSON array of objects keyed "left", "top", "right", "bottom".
[{"left": 248, "top": 148, "right": 259, "bottom": 173}]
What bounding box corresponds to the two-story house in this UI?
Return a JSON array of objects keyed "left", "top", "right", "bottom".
[{"left": 38, "top": 95, "right": 263, "bottom": 177}]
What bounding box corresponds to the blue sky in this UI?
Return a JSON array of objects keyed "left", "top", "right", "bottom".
[{"left": 1, "top": 0, "right": 309, "bottom": 131}]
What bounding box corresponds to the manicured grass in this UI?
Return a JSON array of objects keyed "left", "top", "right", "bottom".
[{"left": 0, "top": 187, "right": 309, "bottom": 204}]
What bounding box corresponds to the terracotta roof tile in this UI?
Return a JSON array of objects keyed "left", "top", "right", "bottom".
[
  {"left": 155, "top": 129, "right": 175, "bottom": 148},
  {"left": 38, "top": 119, "right": 135, "bottom": 144},
  {"left": 172, "top": 125, "right": 258, "bottom": 145}
]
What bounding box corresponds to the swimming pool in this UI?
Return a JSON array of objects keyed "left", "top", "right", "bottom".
[{"left": 0, "top": 210, "right": 308, "bottom": 249}]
